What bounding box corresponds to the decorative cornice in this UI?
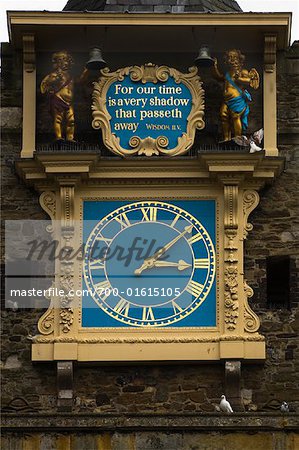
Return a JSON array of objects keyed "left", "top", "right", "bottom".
[{"left": 15, "top": 154, "right": 284, "bottom": 191}]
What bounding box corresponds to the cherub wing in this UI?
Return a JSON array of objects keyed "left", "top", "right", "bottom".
[{"left": 249, "top": 68, "right": 260, "bottom": 89}]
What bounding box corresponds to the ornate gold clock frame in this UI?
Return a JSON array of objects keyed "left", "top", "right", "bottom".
[{"left": 17, "top": 155, "right": 283, "bottom": 365}]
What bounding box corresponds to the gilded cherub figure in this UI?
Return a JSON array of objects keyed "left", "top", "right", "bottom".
[
  {"left": 212, "top": 49, "right": 260, "bottom": 142},
  {"left": 40, "top": 50, "right": 75, "bottom": 142}
]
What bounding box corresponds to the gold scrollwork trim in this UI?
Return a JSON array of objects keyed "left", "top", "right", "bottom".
[
  {"left": 244, "top": 280, "right": 260, "bottom": 333},
  {"left": 224, "top": 265, "right": 239, "bottom": 331},
  {"left": 60, "top": 308, "right": 74, "bottom": 333},
  {"left": 129, "top": 135, "right": 169, "bottom": 156},
  {"left": 38, "top": 308, "right": 54, "bottom": 335},
  {"left": 32, "top": 334, "right": 265, "bottom": 344},
  {"left": 39, "top": 191, "right": 56, "bottom": 233},
  {"left": 92, "top": 63, "right": 205, "bottom": 157},
  {"left": 40, "top": 191, "right": 56, "bottom": 220},
  {"left": 37, "top": 286, "right": 54, "bottom": 335},
  {"left": 243, "top": 190, "right": 260, "bottom": 239}
]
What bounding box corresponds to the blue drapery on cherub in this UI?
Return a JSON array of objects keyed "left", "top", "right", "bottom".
[{"left": 225, "top": 72, "right": 252, "bottom": 132}]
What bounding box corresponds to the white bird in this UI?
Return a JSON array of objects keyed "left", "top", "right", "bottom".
[
  {"left": 280, "top": 401, "right": 289, "bottom": 413},
  {"left": 233, "top": 128, "right": 264, "bottom": 154},
  {"left": 219, "top": 395, "right": 233, "bottom": 413}
]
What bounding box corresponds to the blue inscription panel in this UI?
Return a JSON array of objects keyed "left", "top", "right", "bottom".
[{"left": 106, "top": 76, "right": 192, "bottom": 150}]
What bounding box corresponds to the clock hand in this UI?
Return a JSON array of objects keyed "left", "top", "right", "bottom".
[
  {"left": 150, "top": 224, "right": 193, "bottom": 261},
  {"left": 152, "top": 259, "right": 192, "bottom": 271},
  {"left": 134, "top": 225, "right": 193, "bottom": 275}
]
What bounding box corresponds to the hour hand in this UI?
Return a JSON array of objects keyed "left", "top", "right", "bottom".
[
  {"left": 153, "top": 259, "right": 191, "bottom": 271},
  {"left": 135, "top": 258, "right": 191, "bottom": 275}
]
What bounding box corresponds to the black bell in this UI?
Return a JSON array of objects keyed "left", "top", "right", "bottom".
[
  {"left": 194, "top": 45, "right": 214, "bottom": 68},
  {"left": 86, "top": 47, "right": 107, "bottom": 70}
]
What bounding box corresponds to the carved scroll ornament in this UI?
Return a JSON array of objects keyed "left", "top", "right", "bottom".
[
  {"left": 244, "top": 280, "right": 260, "bottom": 333},
  {"left": 243, "top": 190, "right": 260, "bottom": 239}
]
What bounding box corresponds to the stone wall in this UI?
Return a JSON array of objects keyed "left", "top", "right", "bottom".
[
  {"left": 2, "top": 415, "right": 299, "bottom": 450},
  {"left": 1, "top": 41, "right": 299, "bottom": 447}
]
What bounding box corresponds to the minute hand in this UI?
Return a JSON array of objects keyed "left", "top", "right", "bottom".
[
  {"left": 134, "top": 224, "right": 193, "bottom": 276},
  {"left": 150, "top": 224, "right": 193, "bottom": 261}
]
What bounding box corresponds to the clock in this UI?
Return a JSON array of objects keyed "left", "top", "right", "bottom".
[{"left": 82, "top": 200, "right": 216, "bottom": 328}]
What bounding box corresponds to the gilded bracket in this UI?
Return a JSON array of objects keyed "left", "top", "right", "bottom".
[
  {"left": 40, "top": 191, "right": 56, "bottom": 232},
  {"left": 264, "top": 35, "right": 277, "bottom": 73},
  {"left": 244, "top": 280, "right": 260, "bottom": 333},
  {"left": 243, "top": 190, "right": 260, "bottom": 239},
  {"left": 23, "top": 34, "right": 35, "bottom": 73},
  {"left": 242, "top": 190, "right": 261, "bottom": 334}
]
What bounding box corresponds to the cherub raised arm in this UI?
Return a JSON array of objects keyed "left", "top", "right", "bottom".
[
  {"left": 40, "top": 50, "right": 75, "bottom": 142},
  {"left": 212, "top": 49, "right": 260, "bottom": 142}
]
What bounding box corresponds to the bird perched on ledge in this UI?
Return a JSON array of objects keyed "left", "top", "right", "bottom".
[
  {"left": 220, "top": 395, "right": 234, "bottom": 413},
  {"left": 233, "top": 128, "right": 264, "bottom": 154},
  {"left": 280, "top": 401, "right": 290, "bottom": 413},
  {"left": 63, "top": 0, "right": 106, "bottom": 11}
]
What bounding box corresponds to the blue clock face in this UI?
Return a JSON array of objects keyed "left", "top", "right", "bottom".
[{"left": 82, "top": 200, "right": 216, "bottom": 328}]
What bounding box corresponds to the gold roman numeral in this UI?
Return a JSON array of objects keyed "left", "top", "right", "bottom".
[
  {"left": 186, "top": 280, "right": 204, "bottom": 297},
  {"left": 89, "top": 259, "right": 105, "bottom": 270},
  {"left": 95, "top": 233, "right": 112, "bottom": 245},
  {"left": 194, "top": 258, "right": 209, "bottom": 269},
  {"left": 187, "top": 232, "right": 203, "bottom": 245},
  {"left": 114, "top": 299, "right": 130, "bottom": 316},
  {"left": 172, "top": 300, "right": 183, "bottom": 314},
  {"left": 141, "top": 207, "right": 157, "bottom": 222},
  {"left": 114, "top": 213, "right": 131, "bottom": 229},
  {"left": 142, "top": 306, "right": 155, "bottom": 321},
  {"left": 94, "top": 280, "right": 111, "bottom": 299},
  {"left": 170, "top": 213, "right": 180, "bottom": 228}
]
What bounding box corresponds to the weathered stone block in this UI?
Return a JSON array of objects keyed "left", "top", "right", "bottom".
[
  {"left": 136, "top": 432, "right": 183, "bottom": 450},
  {"left": 0, "top": 107, "right": 22, "bottom": 130}
]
